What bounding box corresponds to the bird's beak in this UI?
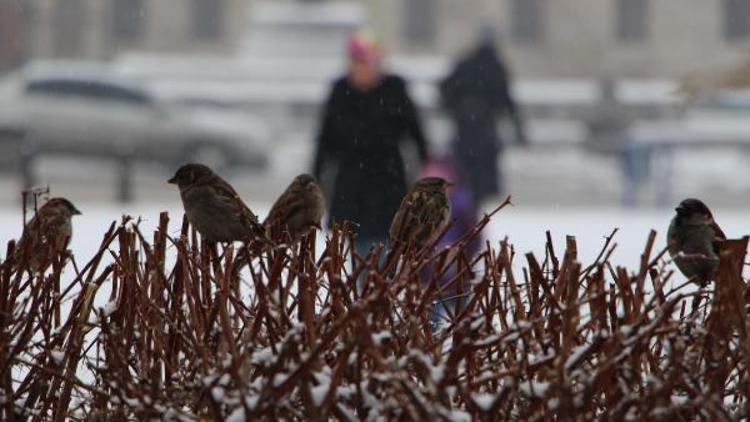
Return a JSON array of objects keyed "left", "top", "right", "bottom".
[
  {"left": 446, "top": 181, "right": 455, "bottom": 188},
  {"left": 675, "top": 205, "right": 686, "bottom": 216},
  {"left": 72, "top": 207, "right": 82, "bottom": 215},
  {"left": 167, "top": 176, "right": 177, "bottom": 184}
]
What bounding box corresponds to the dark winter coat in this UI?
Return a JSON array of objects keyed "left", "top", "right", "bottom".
[
  {"left": 313, "top": 74, "right": 428, "bottom": 238},
  {"left": 440, "top": 45, "right": 521, "bottom": 201}
]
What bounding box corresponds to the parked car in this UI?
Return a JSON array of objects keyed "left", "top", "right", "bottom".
[{"left": 0, "top": 62, "right": 270, "bottom": 173}]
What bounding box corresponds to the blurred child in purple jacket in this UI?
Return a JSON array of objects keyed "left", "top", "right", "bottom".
[{"left": 420, "top": 156, "right": 480, "bottom": 330}]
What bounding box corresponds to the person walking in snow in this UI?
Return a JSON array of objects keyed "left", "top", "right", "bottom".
[
  {"left": 440, "top": 26, "right": 527, "bottom": 205},
  {"left": 312, "top": 30, "right": 430, "bottom": 256}
]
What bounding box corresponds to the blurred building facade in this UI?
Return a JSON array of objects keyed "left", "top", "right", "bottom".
[
  {"left": 3, "top": 0, "right": 750, "bottom": 78},
  {"left": 384, "top": 0, "right": 750, "bottom": 78},
  {"left": 0, "top": 2, "right": 31, "bottom": 72},
  {"left": 11, "top": 0, "right": 248, "bottom": 62}
]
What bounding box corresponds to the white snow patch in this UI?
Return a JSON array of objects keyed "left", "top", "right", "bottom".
[
  {"left": 410, "top": 351, "right": 445, "bottom": 383},
  {"left": 311, "top": 383, "right": 329, "bottom": 406},
  {"left": 99, "top": 301, "right": 117, "bottom": 317},
  {"left": 50, "top": 349, "right": 65, "bottom": 365},
  {"left": 503, "top": 332, "right": 520, "bottom": 343},
  {"left": 470, "top": 318, "right": 484, "bottom": 330},
  {"left": 226, "top": 407, "right": 246, "bottom": 422},
  {"left": 124, "top": 397, "right": 141, "bottom": 409},
  {"left": 564, "top": 344, "right": 589, "bottom": 369},
  {"left": 337, "top": 385, "right": 356, "bottom": 400},
  {"left": 430, "top": 363, "right": 445, "bottom": 383},
  {"left": 337, "top": 404, "right": 358, "bottom": 421},
  {"left": 272, "top": 374, "right": 286, "bottom": 387},
  {"left": 474, "top": 334, "right": 500, "bottom": 347},
  {"left": 472, "top": 393, "right": 496, "bottom": 411},
  {"left": 313, "top": 371, "right": 332, "bottom": 385},
  {"left": 219, "top": 373, "right": 231, "bottom": 386},
  {"left": 529, "top": 350, "right": 555, "bottom": 366},
  {"left": 245, "top": 395, "right": 259, "bottom": 410},
  {"left": 511, "top": 321, "right": 533, "bottom": 330},
  {"left": 362, "top": 389, "right": 379, "bottom": 410},
  {"left": 449, "top": 410, "right": 472, "bottom": 422},
  {"left": 519, "top": 380, "right": 551, "bottom": 398},
  {"left": 211, "top": 387, "right": 225, "bottom": 402},
  {"left": 671, "top": 395, "right": 689, "bottom": 406},
  {"left": 251, "top": 348, "right": 275, "bottom": 366}
]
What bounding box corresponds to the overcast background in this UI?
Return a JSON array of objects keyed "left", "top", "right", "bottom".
[{"left": 2, "top": 0, "right": 750, "bottom": 262}]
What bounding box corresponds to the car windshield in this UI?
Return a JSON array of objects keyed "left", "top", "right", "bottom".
[{"left": 25, "top": 78, "right": 154, "bottom": 105}]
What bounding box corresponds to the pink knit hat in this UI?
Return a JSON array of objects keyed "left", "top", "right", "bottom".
[{"left": 347, "top": 29, "right": 381, "bottom": 64}]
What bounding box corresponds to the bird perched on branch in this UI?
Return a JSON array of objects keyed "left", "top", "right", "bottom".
[
  {"left": 389, "top": 177, "right": 452, "bottom": 249},
  {"left": 263, "top": 174, "right": 325, "bottom": 243},
  {"left": 168, "top": 163, "right": 266, "bottom": 243},
  {"left": 15, "top": 197, "right": 81, "bottom": 272},
  {"left": 667, "top": 198, "right": 726, "bottom": 286}
]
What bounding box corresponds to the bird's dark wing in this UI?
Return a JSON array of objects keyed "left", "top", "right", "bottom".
[
  {"left": 264, "top": 191, "right": 306, "bottom": 227},
  {"left": 415, "top": 191, "right": 451, "bottom": 245},
  {"left": 389, "top": 197, "right": 414, "bottom": 244},
  {"left": 208, "top": 175, "right": 268, "bottom": 241},
  {"left": 711, "top": 220, "right": 727, "bottom": 255},
  {"left": 19, "top": 206, "right": 65, "bottom": 246},
  {"left": 262, "top": 190, "right": 311, "bottom": 242},
  {"left": 16, "top": 218, "right": 40, "bottom": 252},
  {"left": 391, "top": 190, "right": 438, "bottom": 245},
  {"left": 211, "top": 176, "right": 260, "bottom": 222},
  {"left": 211, "top": 176, "right": 242, "bottom": 203},
  {"left": 15, "top": 206, "right": 70, "bottom": 271}
]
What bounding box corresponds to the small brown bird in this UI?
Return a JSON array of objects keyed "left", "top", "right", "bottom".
[
  {"left": 389, "top": 177, "right": 452, "bottom": 248},
  {"left": 168, "top": 163, "right": 265, "bottom": 242},
  {"left": 16, "top": 197, "right": 81, "bottom": 272},
  {"left": 667, "top": 198, "right": 726, "bottom": 286},
  {"left": 263, "top": 174, "right": 325, "bottom": 242}
]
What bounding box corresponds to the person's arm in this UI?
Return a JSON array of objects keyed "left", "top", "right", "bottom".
[
  {"left": 398, "top": 79, "right": 429, "bottom": 163},
  {"left": 312, "top": 83, "right": 341, "bottom": 178},
  {"left": 439, "top": 67, "right": 460, "bottom": 113},
  {"left": 496, "top": 62, "right": 528, "bottom": 147},
  {"left": 510, "top": 112, "right": 528, "bottom": 147}
]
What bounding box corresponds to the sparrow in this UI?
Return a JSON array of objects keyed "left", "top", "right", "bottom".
[
  {"left": 389, "top": 177, "right": 452, "bottom": 248},
  {"left": 667, "top": 198, "right": 726, "bottom": 286},
  {"left": 15, "top": 197, "right": 81, "bottom": 272},
  {"left": 168, "top": 163, "right": 266, "bottom": 242},
  {"left": 263, "top": 174, "right": 325, "bottom": 242}
]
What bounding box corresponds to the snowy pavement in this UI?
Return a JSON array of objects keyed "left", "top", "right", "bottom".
[
  {"left": 4, "top": 132, "right": 750, "bottom": 209},
  {"left": 1, "top": 201, "right": 748, "bottom": 287},
  {"left": 2, "top": 131, "right": 749, "bottom": 289}
]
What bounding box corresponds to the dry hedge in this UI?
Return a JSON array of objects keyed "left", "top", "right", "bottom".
[{"left": 1, "top": 198, "right": 750, "bottom": 421}]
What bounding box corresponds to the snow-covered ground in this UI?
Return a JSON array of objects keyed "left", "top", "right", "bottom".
[
  {"left": 13, "top": 148, "right": 750, "bottom": 208},
  {"left": 1, "top": 201, "right": 747, "bottom": 286},
  {"left": 1, "top": 132, "right": 749, "bottom": 290},
  {"left": 6, "top": 128, "right": 750, "bottom": 210}
]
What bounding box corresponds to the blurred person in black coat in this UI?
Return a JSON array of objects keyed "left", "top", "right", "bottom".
[
  {"left": 440, "top": 26, "right": 527, "bottom": 204},
  {"left": 313, "top": 30, "right": 429, "bottom": 256}
]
